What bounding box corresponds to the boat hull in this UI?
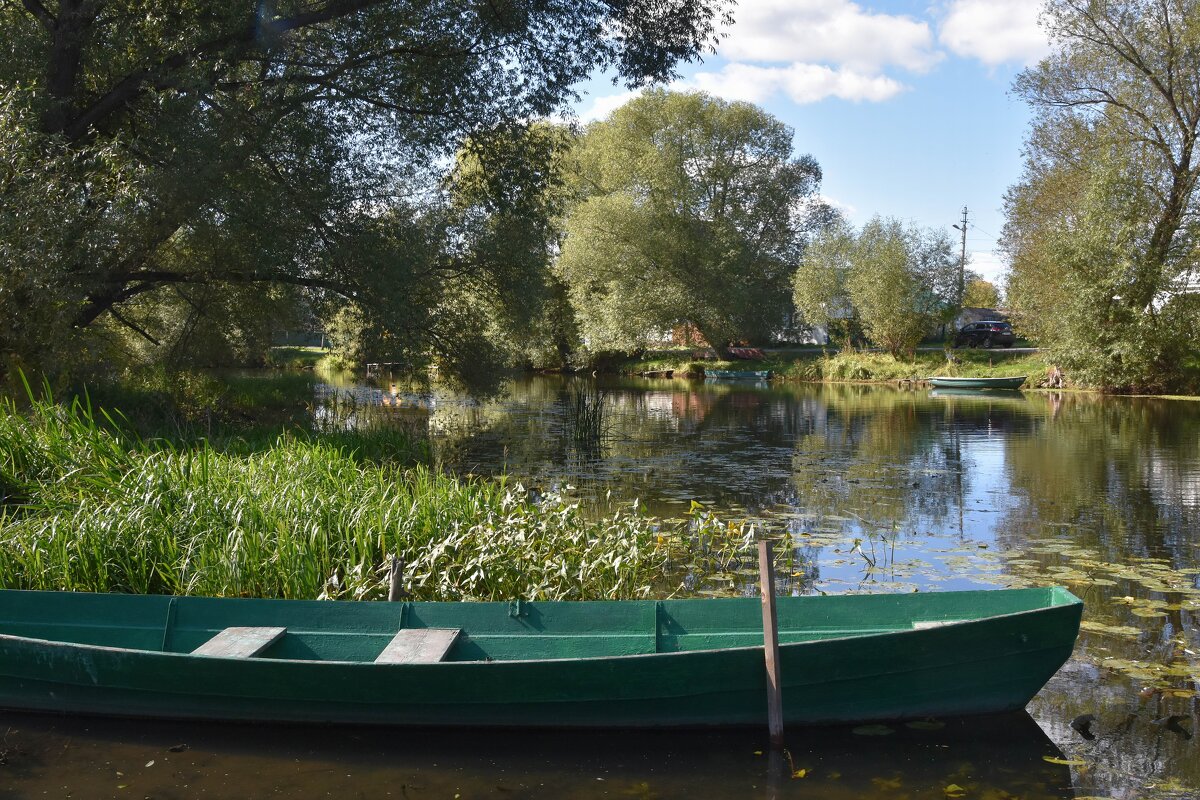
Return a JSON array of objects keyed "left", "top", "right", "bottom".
[
  {"left": 0, "top": 588, "right": 1081, "bottom": 728},
  {"left": 927, "top": 376, "right": 1027, "bottom": 390}
]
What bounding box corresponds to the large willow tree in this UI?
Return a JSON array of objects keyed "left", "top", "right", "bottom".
[
  {"left": 1003, "top": 0, "right": 1200, "bottom": 392},
  {"left": 557, "top": 89, "right": 825, "bottom": 353},
  {"left": 0, "top": 0, "right": 728, "bottom": 381}
]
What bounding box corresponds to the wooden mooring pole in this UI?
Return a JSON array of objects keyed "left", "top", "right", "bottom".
[
  {"left": 387, "top": 558, "right": 405, "bottom": 602},
  {"left": 758, "top": 538, "right": 784, "bottom": 749}
]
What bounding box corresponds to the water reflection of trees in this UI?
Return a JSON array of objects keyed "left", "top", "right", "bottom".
[
  {"left": 426, "top": 377, "right": 1062, "bottom": 539},
  {"left": 996, "top": 394, "right": 1200, "bottom": 799},
  {"left": 431, "top": 377, "right": 818, "bottom": 512},
  {"left": 784, "top": 387, "right": 1041, "bottom": 537},
  {"left": 999, "top": 394, "right": 1200, "bottom": 565}
]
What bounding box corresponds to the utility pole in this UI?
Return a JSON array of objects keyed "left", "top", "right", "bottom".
[{"left": 952, "top": 206, "right": 969, "bottom": 317}]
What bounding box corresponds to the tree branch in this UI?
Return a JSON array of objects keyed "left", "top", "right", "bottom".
[
  {"left": 19, "top": 0, "right": 54, "bottom": 29},
  {"left": 106, "top": 307, "right": 162, "bottom": 346},
  {"left": 62, "top": 0, "right": 389, "bottom": 140}
]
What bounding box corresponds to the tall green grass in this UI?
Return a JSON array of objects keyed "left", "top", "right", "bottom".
[{"left": 0, "top": 394, "right": 677, "bottom": 600}]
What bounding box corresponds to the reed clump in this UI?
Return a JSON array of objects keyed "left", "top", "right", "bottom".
[{"left": 0, "top": 395, "right": 673, "bottom": 601}]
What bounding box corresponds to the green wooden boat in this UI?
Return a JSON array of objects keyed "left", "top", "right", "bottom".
[
  {"left": 704, "top": 369, "right": 772, "bottom": 380},
  {"left": 0, "top": 587, "right": 1081, "bottom": 728},
  {"left": 926, "top": 376, "right": 1027, "bottom": 390}
]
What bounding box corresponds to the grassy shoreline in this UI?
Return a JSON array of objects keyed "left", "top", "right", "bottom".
[
  {"left": 0, "top": 390, "right": 760, "bottom": 601},
  {"left": 616, "top": 347, "right": 1052, "bottom": 387}
]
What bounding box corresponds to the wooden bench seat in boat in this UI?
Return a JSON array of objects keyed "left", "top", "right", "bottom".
[
  {"left": 375, "top": 628, "right": 461, "bottom": 664},
  {"left": 192, "top": 627, "right": 286, "bottom": 658}
]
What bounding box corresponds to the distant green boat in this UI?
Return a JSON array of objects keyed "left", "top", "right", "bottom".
[
  {"left": 705, "top": 369, "right": 772, "bottom": 380},
  {"left": 927, "top": 375, "right": 1027, "bottom": 390},
  {"left": 0, "top": 587, "right": 1080, "bottom": 727}
]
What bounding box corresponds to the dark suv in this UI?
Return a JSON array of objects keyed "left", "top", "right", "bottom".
[{"left": 954, "top": 321, "right": 1015, "bottom": 348}]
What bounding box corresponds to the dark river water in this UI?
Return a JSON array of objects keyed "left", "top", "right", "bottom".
[{"left": 3, "top": 375, "right": 1197, "bottom": 798}]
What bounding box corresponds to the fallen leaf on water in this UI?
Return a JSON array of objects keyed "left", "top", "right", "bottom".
[
  {"left": 792, "top": 768, "right": 808, "bottom": 779},
  {"left": 944, "top": 783, "right": 967, "bottom": 798},
  {"left": 1042, "top": 756, "right": 1087, "bottom": 766}
]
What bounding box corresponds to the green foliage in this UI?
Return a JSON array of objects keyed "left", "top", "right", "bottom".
[
  {"left": 963, "top": 278, "right": 1001, "bottom": 310},
  {"left": 322, "top": 304, "right": 369, "bottom": 371},
  {"left": 0, "top": 395, "right": 672, "bottom": 600},
  {"left": 267, "top": 346, "right": 327, "bottom": 369},
  {"left": 558, "top": 89, "right": 826, "bottom": 352},
  {"left": 794, "top": 215, "right": 959, "bottom": 353},
  {"left": 448, "top": 124, "right": 582, "bottom": 373},
  {"left": 846, "top": 218, "right": 949, "bottom": 357},
  {"left": 0, "top": 0, "right": 728, "bottom": 384},
  {"left": 792, "top": 215, "right": 857, "bottom": 338},
  {"left": 807, "top": 350, "right": 1045, "bottom": 383},
  {"left": 1004, "top": 0, "right": 1200, "bottom": 392}
]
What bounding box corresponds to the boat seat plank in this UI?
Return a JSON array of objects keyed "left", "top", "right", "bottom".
[
  {"left": 193, "top": 626, "right": 286, "bottom": 658},
  {"left": 375, "top": 628, "right": 461, "bottom": 664}
]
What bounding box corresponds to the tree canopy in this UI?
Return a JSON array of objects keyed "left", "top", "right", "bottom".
[
  {"left": 793, "top": 215, "right": 958, "bottom": 353},
  {"left": 0, "top": 0, "right": 730, "bottom": 382},
  {"left": 1003, "top": 0, "right": 1200, "bottom": 391},
  {"left": 847, "top": 218, "right": 952, "bottom": 356},
  {"left": 556, "top": 89, "right": 825, "bottom": 353},
  {"left": 963, "top": 278, "right": 1000, "bottom": 311}
]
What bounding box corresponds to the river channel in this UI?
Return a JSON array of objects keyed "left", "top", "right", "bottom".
[{"left": 2, "top": 375, "right": 1197, "bottom": 798}]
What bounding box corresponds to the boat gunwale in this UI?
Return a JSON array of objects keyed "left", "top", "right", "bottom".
[
  {"left": 0, "top": 591, "right": 1082, "bottom": 667},
  {"left": 924, "top": 375, "right": 1028, "bottom": 385}
]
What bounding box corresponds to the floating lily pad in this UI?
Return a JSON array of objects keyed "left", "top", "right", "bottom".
[{"left": 1079, "top": 621, "right": 1142, "bottom": 637}]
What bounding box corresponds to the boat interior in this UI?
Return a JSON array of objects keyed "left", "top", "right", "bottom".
[{"left": 0, "top": 587, "right": 1076, "bottom": 663}]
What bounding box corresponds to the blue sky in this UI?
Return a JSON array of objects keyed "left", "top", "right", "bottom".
[{"left": 568, "top": 0, "right": 1051, "bottom": 288}]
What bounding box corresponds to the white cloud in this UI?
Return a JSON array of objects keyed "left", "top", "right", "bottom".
[
  {"left": 578, "top": 89, "right": 641, "bottom": 123},
  {"left": 681, "top": 0, "right": 937, "bottom": 108},
  {"left": 939, "top": 0, "right": 1050, "bottom": 67},
  {"left": 575, "top": 0, "right": 1048, "bottom": 116},
  {"left": 718, "top": 0, "right": 942, "bottom": 73},
  {"left": 815, "top": 193, "right": 858, "bottom": 220},
  {"left": 690, "top": 62, "right": 907, "bottom": 105}
]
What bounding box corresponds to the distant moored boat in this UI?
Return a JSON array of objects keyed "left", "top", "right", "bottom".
[{"left": 926, "top": 375, "right": 1027, "bottom": 390}]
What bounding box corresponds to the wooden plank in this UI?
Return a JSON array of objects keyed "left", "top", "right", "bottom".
[
  {"left": 193, "top": 627, "right": 286, "bottom": 658},
  {"left": 375, "top": 628, "right": 460, "bottom": 664},
  {"left": 758, "top": 539, "right": 784, "bottom": 749}
]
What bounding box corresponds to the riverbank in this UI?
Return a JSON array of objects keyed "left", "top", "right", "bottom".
[{"left": 618, "top": 347, "right": 1052, "bottom": 386}]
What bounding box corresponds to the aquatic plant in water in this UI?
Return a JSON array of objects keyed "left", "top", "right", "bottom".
[{"left": 0, "top": 394, "right": 687, "bottom": 600}]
